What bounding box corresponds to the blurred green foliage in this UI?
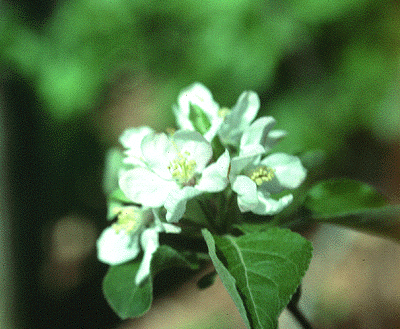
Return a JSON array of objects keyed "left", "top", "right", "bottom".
[
  {"left": 2, "top": 0, "right": 293, "bottom": 116},
  {"left": 1, "top": 0, "right": 398, "bottom": 214},
  {"left": 1, "top": 0, "right": 399, "bottom": 151}
]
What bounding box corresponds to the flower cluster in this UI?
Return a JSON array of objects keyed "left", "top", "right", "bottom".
[{"left": 97, "top": 82, "right": 307, "bottom": 284}]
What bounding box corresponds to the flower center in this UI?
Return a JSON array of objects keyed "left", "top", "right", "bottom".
[
  {"left": 249, "top": 166, "right": 275, "bottom": 186},
  {"left": 112, "top": 207, "right": 145, "bottom": 234},
  {"left": 169, "top": 151, "right": 197, "bottom": 186}
]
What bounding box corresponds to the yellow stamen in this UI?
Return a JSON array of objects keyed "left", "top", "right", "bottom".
[
  {"left": 112, "top": 207, "right": 145, "bottom": 234},
  {"left": 250, "top": 166, "right": 275, "bottom": 186},
  {"left": 168, "top": 151, "right": 197, "bottom": 185}
]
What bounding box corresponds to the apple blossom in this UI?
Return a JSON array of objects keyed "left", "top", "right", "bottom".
[
  {"left": 230, "top": 152, "right": 307, "bottom": 215},
  {"left": 97, "top": 206, "right": 181, "bottom": 285},
  {"left": 119, "top": 130, "right": 230, "bottom": 222}
]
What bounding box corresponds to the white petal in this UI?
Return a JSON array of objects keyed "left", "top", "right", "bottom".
[
  {"left": 239, "top": 117, "right": 276, "bottom": 155},
  {"left": 172, "top": 130, "right": 213, "bottom": 171},
  {"left": 119, "top": 167, "right": 177, "bottom": 207},
  {"left": 232, "top": 91, "right": 260, "bottom": 128},
  {"left": 151, "top": 210, "right": 181, "bottom": 234},
  {"left": 122, "top": 151, "right": 147, "bottom": 167},
  {"left": 219, "top": 91, "right": 260, "bottom": 145},
  {"left": 192, "top": 85, "right": 220, "bottom": 119},
  {"left": 161, "top": 222, "right": 182, "bottom": 234},
  {"left": 197, "top": 149, "right": 230, "bottom": 192},
  {"left": 121, "top": 127, "right": 155, "bottom": 167},
  {"left": 164, "top": 186, "right": 202, "bottom": 222},
  {"left": 232, "top": 175, "right": 258, "bottom": 212},
  {"left": 238, "top": 144, "right": 265, "bottom": 158},
  {"left": 179, "top": 83, "right": 219, "bottom": 117},
  {"left": 264, "top": 129, "right": 287, "bottom": 151},
  {"left": 252, "top": 193, "right": 293, "bottom": 215},
  {"left": 173, "top": 103, "right": 195, "bottom": 131},
  {"left": 96, "top": 227, "right": 140, "bottom": 265},
  {"left": 135, "top": 229, "right": 159, "bottom": 285},
  {"left": 140, "top": 132, "right": 175, "bottom": 179},
  {"left": 120, "top": 126, "right": 154, "bottom": 150},
  {"left": 230, "top": 153, "right": 260, "bottom": 179},
  {"left": 261, "top": 153, "right": 307, "bottom": 190}
]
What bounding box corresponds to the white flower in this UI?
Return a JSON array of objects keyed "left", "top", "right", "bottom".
[
  {"left": 96, "top": 206, "right": 181, "bottom": 285},
  {"left": 173, "top": 83, "right": 223, "bottom": 142},
  {"left": 230, "top": 119, "right": 306, "bottom": 216},
  {"left": 230, "top": 153, "right": 306, "bottom": 215},
  {"left": 230, "top": 152, "right": 307, "bottom": 215},
  {"left": 119, "top": 130, "right": 230, "bottom": 222},
  {"left": 218, "top": 91, "right": 260, "bottom": 146}
]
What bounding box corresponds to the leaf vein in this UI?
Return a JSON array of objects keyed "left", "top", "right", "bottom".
[{"left": 225, "top": 235, "right": 272, "bottom": 327}]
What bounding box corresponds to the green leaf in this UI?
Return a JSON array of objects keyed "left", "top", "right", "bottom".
[
  {"left": 202, "top": 228, "right": 313, "bottom": 329},
  {"left": 202, "top": 229, "right": 251, "bottom": 328},
  {"left": 304, "top": 179, "right": 400, "bottom": 241},
  {"left": 232, "top": 222, "right": 272, "bottom": 235},
  {"left": 103, "top": 260, "right": 152, "bottom": 320},
  {"left": 151, "top": 245, "right": 201, "bottom": 274},
  {"left": 305, "top": 178, "right": 387, "bottom": 217},
  {"left": 309, "top": 204, "right": 400, "bottom": 242},
  {"left": 189, "top": 103, "right": 211, "bottom": 135},
  {"left": 184, "top": 197, "right": 212, "bottom": 228},
  {"left": 103, "top": 245, "right": 202, "bottom": 320}
]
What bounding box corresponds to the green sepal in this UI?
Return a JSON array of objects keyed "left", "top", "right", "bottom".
[
  {"left": 189, "top": 103, "right": 211, "bottom": 135},
  {"left": 109, "top": 188, "right": 134, "bottom": 204},
  {"left": 202, "top": 228, "right": 313, "bottom": 329},
  {"left": 211, "top": 132, "right": 226, "bottom": 161}
]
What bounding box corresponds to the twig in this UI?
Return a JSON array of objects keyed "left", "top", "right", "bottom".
[{"left": 287, "top": 286, "right": 314, "bottom": 329}]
